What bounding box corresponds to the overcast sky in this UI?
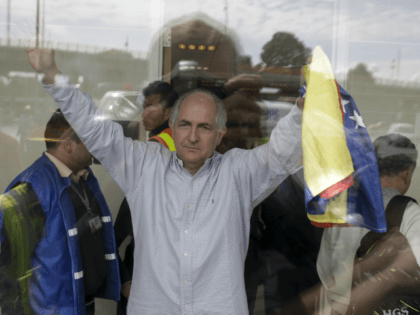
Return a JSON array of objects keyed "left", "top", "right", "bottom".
[{"left": 1, "top": 0, "right": 419, "bottom": 80}]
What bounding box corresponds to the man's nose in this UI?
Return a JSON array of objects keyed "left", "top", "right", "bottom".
[
  {"left": 188, "top": 127, "right": 199, "bottom": 143},
  {"left": 141, "top": 110, "right": 147, "bottom": 118}
]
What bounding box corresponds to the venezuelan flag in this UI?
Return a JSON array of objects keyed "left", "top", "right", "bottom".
[{"left": 301, "top": 47, "right": 386, "bottom": 232}]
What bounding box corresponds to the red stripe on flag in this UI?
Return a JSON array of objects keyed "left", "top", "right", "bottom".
[
  {"left": 335, "top": 81, "right": 345, "bottom": 122},
  {"left": 320, "top": 174, "right": 354, "bottom": 199},
  {"left": 310, "top": 222, "right": 355, "bottom": 228},
  {"left": 311, "top": 221, "right": 334, "bottom": 228}
]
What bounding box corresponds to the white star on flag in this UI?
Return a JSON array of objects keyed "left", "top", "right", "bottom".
[
  {"left": 349, "top": 110, "right": 365, "bottom": 129},
  {"left": 340, "top": 98, "right": 350, "bottom": 114}
]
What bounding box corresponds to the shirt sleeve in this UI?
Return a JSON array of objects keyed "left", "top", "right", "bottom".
[
  {"left": 316, "top": 226, "right": 369, "bottom": 313},
  {"left": 228, "top": 104, "right": 303, "bottom": 210},
  {"left": 42, "top": 76, "right": 146, "bottom": 196},
  {"left": 400, "top": 201, "right": 420, "bottom": 266}
]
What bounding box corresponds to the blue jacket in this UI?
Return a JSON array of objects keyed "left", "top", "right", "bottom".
[{"left": 5, "top": 154, "right": 120, "bottom": 314}]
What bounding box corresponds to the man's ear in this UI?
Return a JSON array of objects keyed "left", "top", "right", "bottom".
[
  {"left": 402, "top": 167, "right": 414, "bottom": 184},
  {"left": 164, "top": 107, "right": 172, "bottom": 121},
  {"left": 61, "top": 137, "right": 73, "bottom": 153},
  {"left": 217, "top": 127, "right": 227, "bottom": 146}
]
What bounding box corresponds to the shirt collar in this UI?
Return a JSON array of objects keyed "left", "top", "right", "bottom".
[
  {"left": 382, "top": 186, "right": 401, "bottom": 208},
  {"left": 382, "top": 186, "right": 400, "bottom": 196},
  {"left": 45, "top": 152, "right": 89, "bottom": 183},
  {"left": 174, "top": 152, "right": 216, "bottom": 174}
]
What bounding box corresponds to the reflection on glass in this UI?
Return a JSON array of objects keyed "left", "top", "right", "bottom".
[{"left": 0, "top": 0, "right": 419, "bottom": 314}]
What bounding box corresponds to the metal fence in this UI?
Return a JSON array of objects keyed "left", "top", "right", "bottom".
[
  {"left": 374, "top": 78, "right": 420, "bottom": 89},
  {"left": 0, "top": 37, "right": 147, "bottom": 59}
]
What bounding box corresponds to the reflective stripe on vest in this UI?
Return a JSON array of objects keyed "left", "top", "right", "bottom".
[
  {"left": 68, "top": 228, "right": 78, "bottom": 237},
  {"left": 159, "top": 132, "right": 176, "bottom": 151},
  {"left": 105, "top": 253, "right": 116, "bottom": 260},
  {"left": 74, "top": 271, "right": 83, "bottom": 280},
  {"left": 149, "top": 128, "right": 176, "bottom": 152},
  {"left": 101, "top": 216, "right": 111, "bottom": 223}
]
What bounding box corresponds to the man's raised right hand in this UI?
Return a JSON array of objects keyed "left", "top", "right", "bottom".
[{"left": 25, "top": 47, "right": 61, "bottom": 85}]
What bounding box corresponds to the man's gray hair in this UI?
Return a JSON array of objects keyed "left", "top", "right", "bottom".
[{"left": 170, "top": 89, "right": 227, "bottom": 130}]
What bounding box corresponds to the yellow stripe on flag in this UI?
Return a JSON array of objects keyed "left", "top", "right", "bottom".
[
  {"left": 307, "top": 189, "right": 348, "bottom": 224},
  {"left": 303, "top": 46, "right": 354, "bottom": 198}
]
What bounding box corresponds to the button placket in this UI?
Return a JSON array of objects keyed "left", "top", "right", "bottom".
[
  {"left": 180, "top": 175, "right": 203, "bottom": 313},
  {"left": 180, "top": 181, "right": 194, "bottom": 314}
]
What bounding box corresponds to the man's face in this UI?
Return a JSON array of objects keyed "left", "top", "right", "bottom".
[
  {"left": 72, "top": 140, "right": 93, "bottom": 170},
  {"left": 142, "top": 94, "right": 171, "bottom": 131},
  {"left": 227, "top": 109, "right": 261, "bottom": 148},
  {"left": 170, "top": 93, "right": 226, "bottom": 172}
]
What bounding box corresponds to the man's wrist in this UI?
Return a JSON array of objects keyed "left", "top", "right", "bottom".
[{"left": 43, "top": 67, "right": 61, "bottom": 85}]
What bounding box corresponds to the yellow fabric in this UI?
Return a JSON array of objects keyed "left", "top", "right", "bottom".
[
  {"left": 302, "top": 46, "right": 354, "bottom": 199},
  {"left": 307, "top": 189, "right": 348, "bottom": 224},
  {"left": 159, "top": 132, "right": 176, "bottom": 152},
  {"left": 1, "top": 183, "right": 44, "bottom": 315}
]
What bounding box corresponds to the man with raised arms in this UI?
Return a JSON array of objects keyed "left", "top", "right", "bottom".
[{"left": 26, "top": 48, "right": 304, "bottom": 314}]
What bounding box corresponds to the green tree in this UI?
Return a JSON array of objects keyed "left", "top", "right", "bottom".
[
  {"left": 347, "top": 63, "right": 374, "bottom": 83},
  {"left": 261, "top": 32, "right": 311, "bottom": 67}
]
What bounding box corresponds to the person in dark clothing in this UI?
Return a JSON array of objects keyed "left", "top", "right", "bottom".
[
  {"left": 243, "top": 165, "right": 323, "bottom": 315},
  {"left": 259, "top": 167, "right": 323, "bottom": 314},
  {"left": 114, "top": 199, "right": 135, "bottom": 315}
]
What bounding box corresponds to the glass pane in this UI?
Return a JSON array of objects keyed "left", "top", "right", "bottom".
[{"left": 1, "top": 0, "right": 419, "bottom": 314}]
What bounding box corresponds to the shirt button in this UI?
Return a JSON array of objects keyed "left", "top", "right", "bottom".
[
  {"left": 188, "top": 204, "right": 192, "bottom": 208},
  {"left": 193, "top": 180, "right": 196, "bottom": 184},
  {"left": 185, "top": 305, "right": 189, "bottom": 308},
  {"left": 184, "top": 253, "right": 188, "bottom": 256},
  {"left": 184, "top": 230, "right": 188, "bottom": 234},
  {"left": 184, "top": 280, "right": 188, "bottom": 284}
]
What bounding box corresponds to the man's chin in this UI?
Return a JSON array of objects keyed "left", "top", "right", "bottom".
[
  {"left": 143, "top": 123, "right": 152, "bottom": 131},
  {"left": 178, "top": 150, "right": 200, "bottom": 161}
]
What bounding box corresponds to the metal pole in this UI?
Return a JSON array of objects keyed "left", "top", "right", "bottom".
[
  {"left": 42, "top": 0, "right": 45, "bottom": 46},
  {"left": 36, "top": 0, "right": 40, "bottom": 47},
  {"left": 224, "top": 0, "right": 228, "bottom": 35},
  {"left": 7, "top": 0, "right": 11, "bottom": 45},
  {"left": 397, "top": 46, "right": 401, "bottom": 80}
]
